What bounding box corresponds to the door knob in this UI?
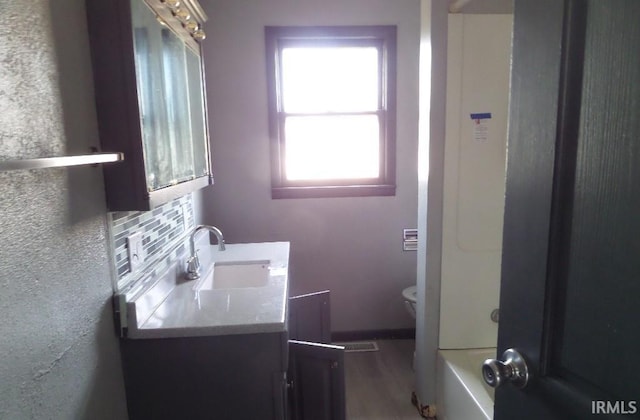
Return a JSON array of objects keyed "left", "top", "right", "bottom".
[{"left": 482, "top": 348, "right": 530, "bottom": 389}]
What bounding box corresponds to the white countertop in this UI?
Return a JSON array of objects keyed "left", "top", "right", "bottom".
[{"left": 124, "top": 241, "right": 290, "bottom": 339}]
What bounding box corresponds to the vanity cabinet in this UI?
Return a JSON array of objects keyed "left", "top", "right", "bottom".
[
  {"left": 120, "top": 290, "right": 345, "bottom": 420},
  {"left": 86, "top": 0, "right": 212, "bottom": 211}
]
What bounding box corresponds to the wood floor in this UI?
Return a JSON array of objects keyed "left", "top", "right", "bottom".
[{"left": 343, "top": 339, "right": 425, "bottom": 420}]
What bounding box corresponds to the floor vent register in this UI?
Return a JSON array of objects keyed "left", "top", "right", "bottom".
[{"left": 337, "top": 341, "right": 379, "bottom": 353}]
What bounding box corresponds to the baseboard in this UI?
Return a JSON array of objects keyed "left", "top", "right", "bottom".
[{"left": 331, "top": 328, "right": 416, "bottom": 342}]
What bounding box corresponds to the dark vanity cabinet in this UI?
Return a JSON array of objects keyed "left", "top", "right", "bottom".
[
  {"left": 120, "top": 291, "right": 346, "bottom": 420},
  {"left": 86, "top": 0, "right": 212, "bottom": 211}
]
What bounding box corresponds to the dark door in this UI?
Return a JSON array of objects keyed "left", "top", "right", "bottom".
[
  {"left": 288, "top": 340, "right": 346, "bottom": 420},
  {"left": 287, "top": 290, "right": 345, "bottom": 419},
  {"left": 492, "top": 0, "right": 640, "bottom": 419},
  {"left": 289, "top": 290, "right": 332, "bottom": 343}
]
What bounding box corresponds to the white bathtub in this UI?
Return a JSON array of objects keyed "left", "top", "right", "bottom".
[{"left": 436, "top": 348, "right": 496, "bottom": 420}]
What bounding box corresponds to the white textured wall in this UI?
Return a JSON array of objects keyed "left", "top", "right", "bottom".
[
  {"left": 439, "top": 14, "right": 512, "bottom": 349},
  {"left": 199, "top": 0, "right": 421, "bottom": 333},
  {"left": 0, "top": 0, "right": 128, "bottom": 418}
]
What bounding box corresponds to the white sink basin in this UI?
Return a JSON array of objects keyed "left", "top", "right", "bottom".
[{"left": 197, "top": 260, "right": 270, "bottom": 290}]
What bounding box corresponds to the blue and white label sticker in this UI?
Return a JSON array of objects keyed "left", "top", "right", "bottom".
[
  {"left": 470, "top": 112, "right": 491, "bottom": 142},
  {"left": 470, "top": 112, "right": 492, "bottom": 120}
]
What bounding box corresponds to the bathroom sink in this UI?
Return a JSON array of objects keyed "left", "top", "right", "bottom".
[
  {"left": 123, "top": 241, "right": 289, "bottom": 339},
  {"left": 197, "top": 260, "right": 270, "bottom": 290}
]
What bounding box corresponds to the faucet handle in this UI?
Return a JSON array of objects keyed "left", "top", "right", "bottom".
[{"left": 185, "top": 254, "right": 201, "bottom": 280}]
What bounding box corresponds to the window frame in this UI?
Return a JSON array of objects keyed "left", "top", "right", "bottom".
[{"left": 265, "top": 25, "right": 397, "bottom": 199}]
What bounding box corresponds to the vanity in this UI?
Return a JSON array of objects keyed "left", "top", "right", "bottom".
[
  {"left": 86, "top": 0, "right": 345, "bottom": 416},
  {"left": 116, "top": 237, "right": 345, "bottom": 420}
]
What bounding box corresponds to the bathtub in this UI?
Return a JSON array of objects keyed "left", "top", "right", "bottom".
[{"left": 436, "top": 348, "right": 496, "bottom": 420}]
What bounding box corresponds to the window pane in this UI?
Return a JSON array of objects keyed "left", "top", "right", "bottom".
[
  {"left": 281, "top": 47, "right": 379, "bottom": 113},
  {"left": 284, "top": 115, "right": 380, "bottom": 180}
]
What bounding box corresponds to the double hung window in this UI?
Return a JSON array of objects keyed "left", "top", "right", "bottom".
[{"left": 265, "top": 26, "right": 397, "bottom": 198}]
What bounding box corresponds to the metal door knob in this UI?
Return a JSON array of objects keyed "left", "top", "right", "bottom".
[{"left": 482, "top": 348, "right": 530, "bottom": 389}]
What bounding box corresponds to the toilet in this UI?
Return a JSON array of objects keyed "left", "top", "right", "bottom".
[
  {"left": 402, "top": 285, "right": 417, "bottom": 319},
  {"left": 402, "top": 285, "right": 418, "bottom": 370}
]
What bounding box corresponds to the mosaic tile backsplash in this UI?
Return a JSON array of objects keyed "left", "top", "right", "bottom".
[{"left": 108, "top": 194, "right": 195, "bottom": 291}]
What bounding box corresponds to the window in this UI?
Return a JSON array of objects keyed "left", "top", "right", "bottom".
[{"left": 265, "top": 26, "right": 397, "bottom": 198}]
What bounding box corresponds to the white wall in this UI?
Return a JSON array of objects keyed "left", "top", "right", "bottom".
[
  {"left": 0, "top": 1, "right": 128, "bottom": 418},
  {"left": 439, "top": 14, "right": 512, "bottom": 349},
  {"left": 415, "top": 0, "right": 449, "bottom": 409},
  {"left": 199, "top": 0, "right": 421, "bottom": 333}
]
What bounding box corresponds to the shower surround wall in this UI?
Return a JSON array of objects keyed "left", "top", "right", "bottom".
[
  {"left": 0, "top": 0, "right": 128, "bottom": 418},
  {"left": 439, "top": 14, "right": 513, "bottom": 349}
]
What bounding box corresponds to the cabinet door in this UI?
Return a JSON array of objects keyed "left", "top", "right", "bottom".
[
  {"left": 131, "top": 0, "right": 200, "bottom": 190},
  {"left": 86, "top": 0, "right": 212, "bottom": 210},
  {"left": 288, "top": 340, "right": 346, "bottom": 420},
  {"left": 289, "top": 290, "right": 331, "bottom": 343}
]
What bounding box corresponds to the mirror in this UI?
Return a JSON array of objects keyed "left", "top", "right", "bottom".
[{"left": 131, "top": 0, "right": 209, "bottom": 191}]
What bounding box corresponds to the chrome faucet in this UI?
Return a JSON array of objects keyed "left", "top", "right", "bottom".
[{"left": 185, "top": 225, "right": 226, "bottom": 280}]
